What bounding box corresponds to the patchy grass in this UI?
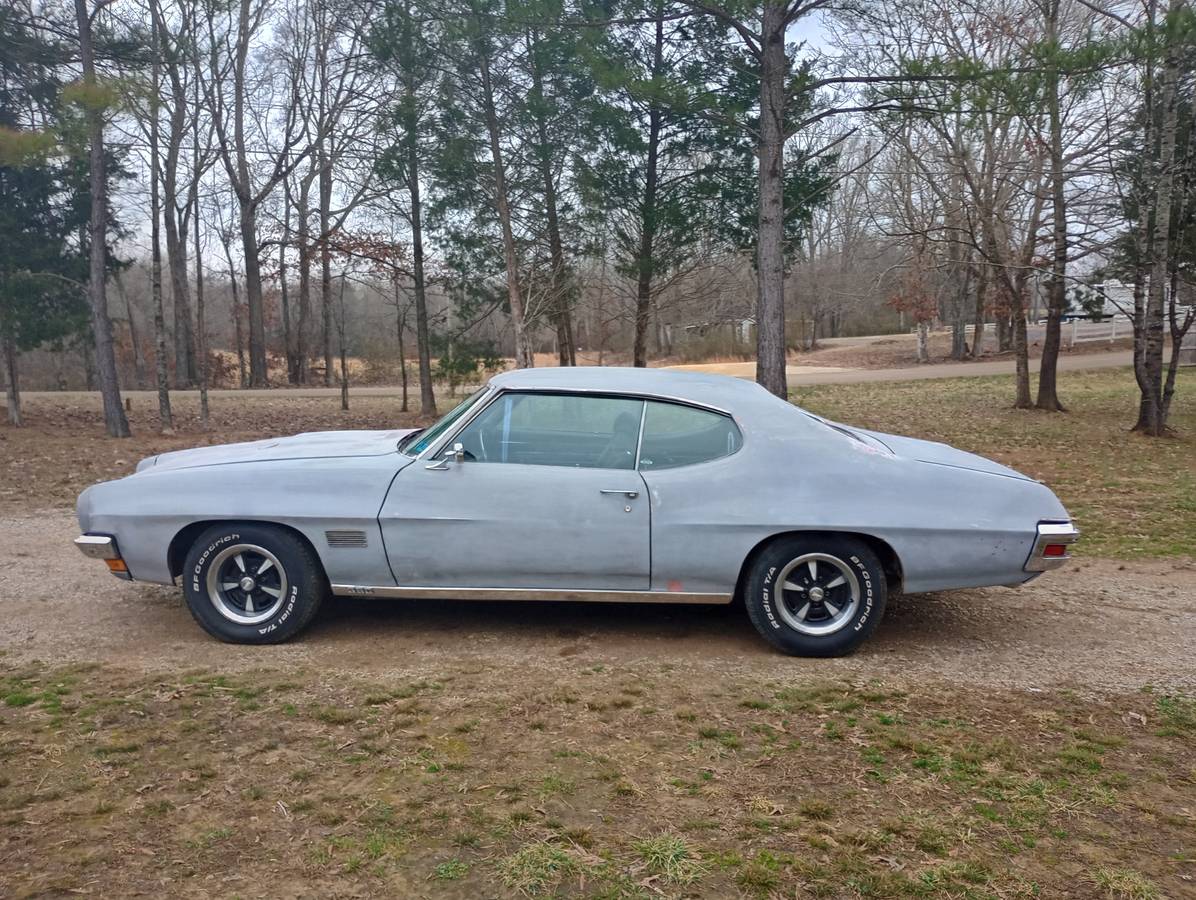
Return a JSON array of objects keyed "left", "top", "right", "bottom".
[
  {"left": 633, "top": 833, "right": 706, "bottom": 884},
  {"left": 0, "top": 661, "right": 1193, "bottom": 897},
  {"left": 497, "top": 841, "right": 576, "bottom": 895},
  {"left": 1091, "top": 867, "right": 1162, "bottom": 899},
  {"left": 795, "top": 367, "right": 1196, "bottom": 557}
]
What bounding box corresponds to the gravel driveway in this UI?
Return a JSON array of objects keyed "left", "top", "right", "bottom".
[{"left": 3, "top": 509, "right": 1193, "bottom": 692}]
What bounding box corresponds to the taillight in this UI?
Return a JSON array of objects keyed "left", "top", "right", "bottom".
[{"left": 1042, "top": 544, "right": 1067, "bottom": 558}]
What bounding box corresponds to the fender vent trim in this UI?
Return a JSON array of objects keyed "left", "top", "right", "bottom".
[{"left": 325, "top": 530, "right": 368, "bottom": 549}]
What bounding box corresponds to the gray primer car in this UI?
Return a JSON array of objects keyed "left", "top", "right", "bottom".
[{"left": 75, "top": 367, "right": 1078, "bottom": 655}]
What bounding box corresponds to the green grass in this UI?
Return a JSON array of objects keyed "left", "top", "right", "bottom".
[
  {"left": 432, "top": 858, "right": 469, "bottom": 881},
  {"left": 1091, "top": 866, "right": 1161, "bottom": 899},
  {"left": 633, "top": 833, "right": 706, "bottom": 884},
  {"left": 793, "top": 368, "right": 1196, "bottom": 557},
  {"left": 2, "top": 661, "right": 1192, "bottom": 897},
  {"left": 497, "top": 841, "right": 576, "bottom": 895}
]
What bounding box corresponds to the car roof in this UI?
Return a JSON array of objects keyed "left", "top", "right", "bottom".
[{"left": 488, "top": 365, "right": 777, "bottom": 413}]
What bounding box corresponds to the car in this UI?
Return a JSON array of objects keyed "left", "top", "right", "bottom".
[{"left": 74, "top": 366, "right": 1078, "bottom": 656}]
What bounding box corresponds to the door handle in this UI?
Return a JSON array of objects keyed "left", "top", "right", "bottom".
[{"left": 600, "top": 489, "right": 639, "bottom": 499}]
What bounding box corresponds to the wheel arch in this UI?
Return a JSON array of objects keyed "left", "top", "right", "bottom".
[
  {"left": 168, "top": 519, "right": 327, "bottom": 582},
  {"left": 734, "top": 530, "right": 904, "bottom": 600}
]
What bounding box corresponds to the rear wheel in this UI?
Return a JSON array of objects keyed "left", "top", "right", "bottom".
[
  {"left": 182, "top": 524, "right": 326, "bottom": 644},
  {"left": 744, "top": 535, "right": 887, "bottom": 657}
]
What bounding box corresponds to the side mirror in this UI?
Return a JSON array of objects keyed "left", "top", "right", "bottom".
[{"left": 426, "top": 443, "right": 466, "bottom": 471}]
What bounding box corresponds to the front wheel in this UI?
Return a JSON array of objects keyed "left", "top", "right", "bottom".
[
  {"left": 744, "top": 535, "right": 887, "bottom": 657},
  {"left": 182, "top": 524, "right": 326, "bottom": 644}
]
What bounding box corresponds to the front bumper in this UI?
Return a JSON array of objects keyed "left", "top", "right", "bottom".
[
  {"left": 74, "top": 533, "right": 133, "bottom": 580},
  {"left": 1024, "top": 521, "right": 1080, "bottom": 572}
]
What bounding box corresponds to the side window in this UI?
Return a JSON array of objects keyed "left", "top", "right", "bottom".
[
  {"left": 403, "top": 387, "right": 487, "bottom": 457},
  {"left": 638, "top": 401, "right": 741, "bottom": 470},
  {"left": 454, "top": 393, "right": 645, "bottom": 470}
]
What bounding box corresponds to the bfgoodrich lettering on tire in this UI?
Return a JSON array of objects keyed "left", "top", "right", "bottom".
[
  {"left": 744, "top": 535, "right": 887, "bottom": 657},
  {"left": 182, "top": 523, "right": 326, "bottom": 644}
]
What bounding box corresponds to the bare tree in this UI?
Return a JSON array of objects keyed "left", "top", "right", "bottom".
[
  {"left": 149, "top": 0, "right": 173, "bottom": 431},
  {"left": 201, "top": 0, "right": 313, "bottom": 387},
  {"left": 74, "top": 0, "right": 130, "bottom": 437}
]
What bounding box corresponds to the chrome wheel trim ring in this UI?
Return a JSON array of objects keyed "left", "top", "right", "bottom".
[
  {"left": 775, "top": 553, "right": 861, "bottom": 637},
  {"left": 205, "top": 543, "right": 288, "bottom": 625}
]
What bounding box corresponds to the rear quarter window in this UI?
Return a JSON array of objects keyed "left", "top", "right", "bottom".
[{"left": 638, "top": 402, "right": 742, "bottom": 470}]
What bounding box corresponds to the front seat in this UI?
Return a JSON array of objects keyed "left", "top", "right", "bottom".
[{"left": 595, "top": 410, "right": 640, "bottom": 470}]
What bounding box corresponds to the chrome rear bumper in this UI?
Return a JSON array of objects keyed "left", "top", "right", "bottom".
[{"left": 1024, "top": 521, "right": 1080, "bottom": 572}]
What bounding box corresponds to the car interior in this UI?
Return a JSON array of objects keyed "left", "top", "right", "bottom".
[{"left": 452, "top": 392, "right": 742, "bottom": 471}]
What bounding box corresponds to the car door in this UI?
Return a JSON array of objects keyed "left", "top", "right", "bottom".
[{"left": 379, "top": 391, "right": 650, "bottom": 590}]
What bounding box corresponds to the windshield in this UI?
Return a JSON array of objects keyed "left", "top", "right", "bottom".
[{"left": 401, "top": 387, "right": 490, "bottom": 457}]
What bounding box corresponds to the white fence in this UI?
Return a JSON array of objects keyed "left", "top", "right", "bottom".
[{"left": 1064, "top": 315, "right": 1130, "bottom": 347}]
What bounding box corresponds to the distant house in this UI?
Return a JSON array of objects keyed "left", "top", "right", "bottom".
[
  {"left": 1087, "top": 279, "right": 1183, "bottom": 317},
  {"left": 1090, "top": 280, "right": 1137, "bottom": 316}
]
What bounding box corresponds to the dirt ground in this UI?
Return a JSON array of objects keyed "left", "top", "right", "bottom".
[
  {"left": 2, "top": 376, "right": 1194, "bottom": 897},
  {"left": 3, "top": 509, "right": 1195, "bottom": 693},
  {"left": 786, "top": 333, "right": 1138, "bottom": 371},
  {"left": 2, "top": 509, "right": 1195, "bottom": 899}
]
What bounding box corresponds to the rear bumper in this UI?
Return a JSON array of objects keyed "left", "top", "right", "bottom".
[
  {"left": 1024, "top": 521, "right": 1080, "bottom": 572},
  {"left": 74, "top": 534, "right": 133, "bottom": 580}
]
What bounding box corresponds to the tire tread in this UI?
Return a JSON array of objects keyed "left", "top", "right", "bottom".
[
  {"left": 182, "top": 524, "right": 326, "bottom": 644},
  {"left": 743, "top": 535, "right": 887, "bottom": 657}
]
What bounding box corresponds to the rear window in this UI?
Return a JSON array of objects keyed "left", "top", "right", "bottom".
[{"left": 638, "top": 402, "right": 741, "bottom": 470}]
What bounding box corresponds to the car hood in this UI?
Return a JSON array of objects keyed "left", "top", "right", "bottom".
[
  {"left": 825, "top": 422, "right": 1035, "bottom": 482},
  {"left": 136, "top": 429, "right": 419, "bottom": 473}
]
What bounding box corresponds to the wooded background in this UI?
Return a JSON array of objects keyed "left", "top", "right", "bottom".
[{"left": 1, "top": 0, "right": 1193, "bottom": 436}]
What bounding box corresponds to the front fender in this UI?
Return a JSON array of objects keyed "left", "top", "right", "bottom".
[{"left": 76, "top": 456, "right": 406, "bottom": 586}]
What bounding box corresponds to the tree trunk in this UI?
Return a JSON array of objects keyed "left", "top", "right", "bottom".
[
  {"left": 238, "top": 199, "right": 268, "bottom": 386},
  {"left": 280, "top": 181, "right": 299, "bottom": 384},
  {"left": 338, "top": 277, "right": 349, "bottom": 411},
  {"left": 528, "top": 29, "right": 575, "bottom": 366},
  {"left": 116, "top": 275, "right": 147, "bottom": 388},
  {"left": 1160, "top": 262, "right": 1190, "bottom": 421},
  {"left": 222, "top": 229, "right": 248, "bottom": 388},
  {"left": 227, "top": 0, "right": 267, "bottom": 387},
  {"left": 189, "top": 1, "right": 205, "bottom": 423},
  {"left": 155, "top": 0, "right": 196, "bottom": 390},
  {"left": 394, "top": 276, "right": 409, "bottom": 412},
  {"left": 82, "top": 338, "right": 96, "bottom": 391},
  {"left": 164, "top": 204, "right": 196, "bottom": 388},
  {"left": 397, "top": 20, "right": 437, "bottom": 415},
  {"left": 150, "top": 10, "right": 173, "bottom": 433},
  {"left": 1133, "top": 0, "right": 1182, "bottom": 436},
  {"left": 633, "top": 11, "right": 664, "bottom": 369},
  {"left": 407, "top": 137, "right": 436, "bottom": 416},
  {"left": 280, "top": 233, "right": 295, "bottom": 383},
  {"left": 916, "top": 321, "right": 930, "bottom": 363},
  {"left": 320, "top": 158, "right": 334, "bottom": 387},
  {"left": 971, "top": 262, "right": 988, "bottom": 358},
  {"left": 996, "top": 308, "right": 1012, "bottom": 352},
  {"left": 1036, "top": 1, "right": 1068, "bottom": 412},
  {"left": 755, "top": 0, "right": 788, "bottom": 398},
  {"left": 194, "top": 191, "right": 209, "bottom": 426},
  {"left": 2, "top": 330, "right": 21, "bottom": 426},
  {"left": 74, "top": 0, "right": 130, "bottom": 437},
  {"left": 951, "top": 260, "right": 971, "bottom": 359},
  {"left": 296, "top": 179, "right": 313, "bottom": 384},
  {"left": 1012, "top": 300, "right": 1031, "bottom": 408},
  {"left": 476, "top": 29, "right": 533, "bottom": 369}
]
